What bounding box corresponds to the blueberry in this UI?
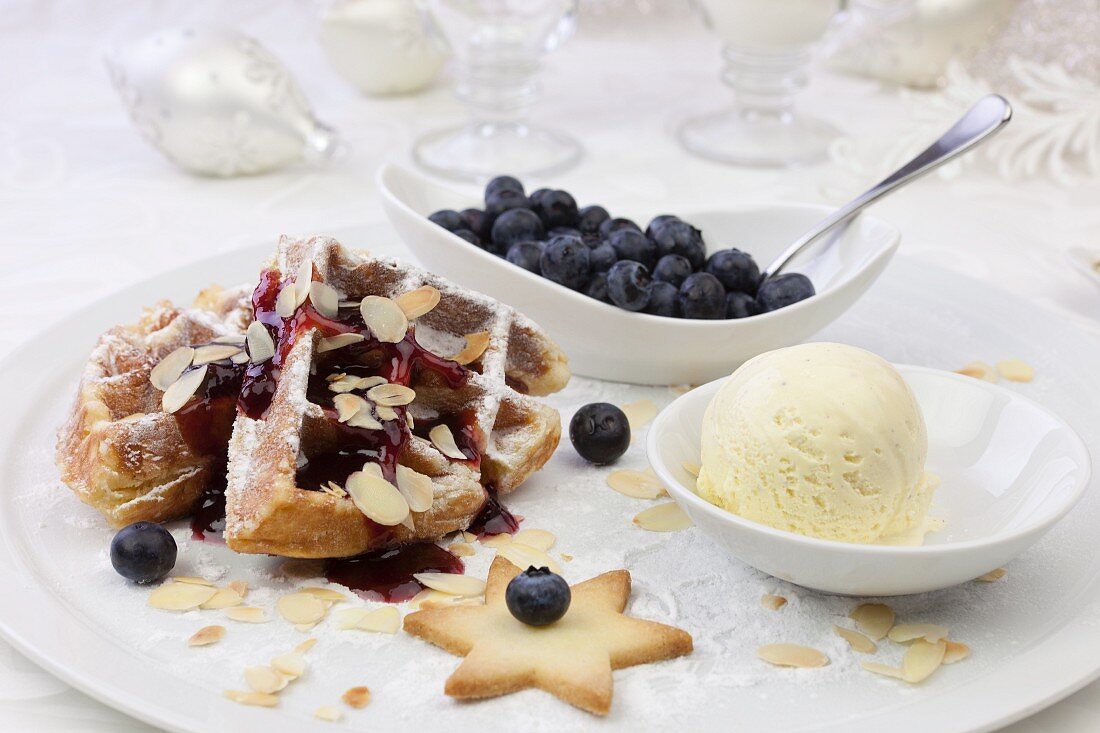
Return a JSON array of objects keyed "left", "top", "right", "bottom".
[
  {"left": 645, "top": 214, "right": 680, "bottom": 239},
  {"left": 645, "top": 281, "right": 681, "bottom": 317},
  {"left": 607, "top": 229, "right": 657, "bottom": 269},
  {"left": 588, "top": 241, "right": 618, "bottom": 272},
  {"left": 540, "top": 235, "right": 591, "bottom": 290},
  {"left": 505, "top": 566, "right": 571, "bottom": 626},
  {"left": 549, "top": 226, "right": 583, "bottom": 239},
  {"left": 460, "top": 208, "right": 491, "bottom": 240},
  {"left": 485, "top": 175, "right": 524, "bottom": 199},
  {"left": 706, "top": 248, "right": 760, "bottom": 295},
  {"left": 576, "top": 205, "right": 610, "bottom": 236},
  {"left": 569, "top": 402, "right": 630, "bottom": 464},
  {"left": 506, "top": 241, "right": 544, "bottom": 273},
  {"left": 110, "top": 521, "right": 177, "bottom": 584},
  {"left": 491, "top": 208, "right": 545, "bottom": 255},
  {"left": 452, "top": 228, "right": 481, "bottom": 246},
  {"left": 652, "top": 254, "right": 693, "bottom": 287},
  {"left": 756, "top": 273, "right": 815, "bottom": 312},
  {"left": 599, "top": 217, "right": 642, "bottom": 239},
  {"left": 485, "top": 188, "right": 530, "bottom": 218},
  {"left": 652, "top": 220, "right": 706, "bottom": 270},
  {"left": 428, "top": 209, "right": 464, "bottom": 232},
  {"left": 585, "top": 271, "right": 611, "bottom": 302},
  {"left": 726, "top": 291, "right": 761, "bottom": 319},
  {"left": 678, "top": 272, "right": 726, "bottom": 319},
  {"left": 529, "top": 187, "right": 552, "bottom": 207},
  {"left": 532, "top": 190, "right": 579, "bottom": 229},
  {"left": 607, "top": 260, "right": 652, "bottom": 311}
]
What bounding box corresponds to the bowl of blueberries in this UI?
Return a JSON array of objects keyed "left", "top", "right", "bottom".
[{"left": 378, "top": 164, "right": 900, "bottom": 385}]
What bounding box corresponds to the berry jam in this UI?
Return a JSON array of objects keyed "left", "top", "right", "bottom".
[
  {"left": 173, "top": 361, "right": 245, "bottom": 455},
  {"left": 468, "top": 486, "right": 521, "bottom": 537},
  {"left": 190, "top": 480, "right": 227, "bottom": 542},
  {"left": 297, "top": 414, "right": 408, "bottom": 486},
  {"left": 410, "top": 410, "right": 483, "bottom": 466},
  {"left": 324, "top": 543, "right": 464, "bottom": 602}
]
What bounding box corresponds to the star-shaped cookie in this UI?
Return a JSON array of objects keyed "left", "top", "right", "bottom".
[{"left": 403, "top": 556, "right": 693, "bottom": 715}]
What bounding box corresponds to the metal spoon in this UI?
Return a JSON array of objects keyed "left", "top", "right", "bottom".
[{"left": 762, "top": 94, "right": 1013, "bottom": 280}]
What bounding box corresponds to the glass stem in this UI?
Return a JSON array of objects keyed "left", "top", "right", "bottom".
[
  {"left": 721, "top": 44, "right": 812, "bottom": 123},
  {"left": 454, "top": 54, "right": 541, "bottom": 126}
]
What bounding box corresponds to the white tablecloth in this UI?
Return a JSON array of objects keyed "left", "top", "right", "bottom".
[{"left": 3, "top": 2, "right": 1099, "bottom": 731}]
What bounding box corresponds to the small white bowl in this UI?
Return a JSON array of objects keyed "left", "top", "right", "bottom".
[
  {"left": 377, "top": 163, "right": 900, "bottom": 385},
  {"left": 647, "top": 366, "right": 1092, "bottom": 596}
]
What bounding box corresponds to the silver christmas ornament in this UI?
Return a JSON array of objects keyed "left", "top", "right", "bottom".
[{"left": 107, "top": 27, "right": 341, "bottom": 177}]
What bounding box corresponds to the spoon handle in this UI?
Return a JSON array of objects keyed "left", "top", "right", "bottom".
[{"left": 762, "top": 94, "right": 1013, "bottom": 279}]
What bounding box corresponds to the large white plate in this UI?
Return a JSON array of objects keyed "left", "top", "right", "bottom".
[{"left": 1, "top": 224, "right": 1098, "bottom": 733}]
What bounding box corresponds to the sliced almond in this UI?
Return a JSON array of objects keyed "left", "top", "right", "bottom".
[
  {"left": 348, "top": 410, "right": 384, "bottom": 430},
  {"left": 367, "top": 383, "right": 416, "bottom": 407},
  {"left": 607, "top": 469, "right": 666, "bottom": 499},
  {"left": 976, "top": 567, "right": 1006, "bottom": 582},
  {"left": 335, "top": 606, "right": 401, "bottom": 634},
  {"left": 275, "top": 282, "right": 298, "bottom": 318},
  {"left": 345, "top": 470, "right": 410, "bottom": 526},
  {"left": 161, "top": 364, "right": 207, "bottom": 414},
  {"left": 192, "top": 343, "right": 242, "bottom": 365},
  {"left": 245, "top": 321, "right": 275, "bottom": 363},
  {"left": 359, "top": 296, "right": 408, "bottom": 343},
  {"left": 479, "top": 533, "right": 512, "bottom": 549},
  {"left": 861, "top": 661, "right": 905, "bottom": 679},
  {"left": 309, "top": 281, "right": 340, "bottom": 318},
  {"left": 375, "top": 405, "right": 398, "bottom": 421},
  {"left": 414, "top": 572, "right": 485, "bottom": 597},
  {"left": 394, "top": 285, "right": 441, "bottom": 320},
  {"left": 902, "top": 638, "right": 946, "bottom": 683},
  {"left": 231, "top": 351, "right": 250, "bottom": 365},
  {"left": 342, "top": 686, "right": 371, "bottom": 709},
  {"left": 245, "top": 666, "right": 289, "bottom": 694},
  {"left": 224, "top": 606, "right": 269, "bottom": 623},
  {"left": 761, "top": 594, "right": 787, "bottom": 611},
  {"left": 621, "top": 399, "right": 658, "bottom": 429},
  {"left": 224, "top": 689, "right": 279, "bottom": 707},
  {"left": 833, "top": 625, "right": 876, "bottom": 653},
  {"left": 271, "top": 651, "right": 306, "bottom": 678},
  {"left": 314, "top": 706, "right": 342, "bottom": 722},
  {"left": 213, "top": 333, "right": 246, "bottom": 345},
  {"left": 277, "top": 593, "right": 328, "bottom": 625},
  {"left": 300, "top": 587, "right": 346, "bottom": 602},
  {"left": 199, "top": 587, "right": 244, "bottom": 610},
  {"left": 395, "top": 465, "right": 434, "bottom": 512},
  {"left": 452, "top": 331, "right": 490, "bottom": 365},
  {"left": 757, "top": 643, "right": 828, "bottom": 668},
  {"left": 561, "top": 553, "right": 574, "bottom": 562},
  {"left": 148, "top": 582, "right": 217, "bottom": 611},
  {"left": 681, "top": 461, "right": 701, "bottom": 477},
  {"left": 150, "top": 347, "right": 195, "bottom": 390},
  {"left": 849, "top": 603, "right": 894, "bottom": 641},
  {"left": 997, "top": 358, "right": 1034, "bottom": 382},
  {"left": 334, "top": 394, "right": 369, "bottom": 423},
  {"left": 513, "top": 528, "right": 555, "bottom": 552},
  {"left": 187, "top": 625, "right": 225, "bottom": 647},
  {"left": 496, "top": 542, "right": 562, "bottom": 574},
  {"left": 429, "top": 424, "right": 467, "bottom": 460},
  {"left": 943, "top": 640, "right": 971, "bottom": 664},
  {"left": 317, "top": 333, "right": 365, "bottom": 353},
  {"left": 327, "top": 375, "right": 361, "bottom": 393},
  {"left": 228, "top": 581, "right": 249, "bottom": 598},
  {"left": 956, "top": 361, "right": 998, "bottom": 382},
  {"left": 633, "top": 502, "right": 693, "bottom": 532},
  {"left": 294, "top": 257, "right": 313, "bottom": 308},
  {"left": 296, "top": 638, "right": 318, "bottom": 654},
  {"left": 888, "top": 623, "right": 949, "bottom": 644},
  {"left": 450, "top": 542, "right": 475, "bottom": 557},
  {"left": 173, "top": 576, "right": 214, "bottom": 586},
  {"left": 461, "top": 530, "right": 477, "bottom": 543}
]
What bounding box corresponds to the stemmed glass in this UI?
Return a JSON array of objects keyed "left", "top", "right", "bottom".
[
  {"left": 678, "top": 0, "right": 843, "bottom": 167},
  {"left": 415, "top": 0, "right": 581, "bottom": 182}
]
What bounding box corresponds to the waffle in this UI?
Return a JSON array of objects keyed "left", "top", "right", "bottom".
[
  {"left": 224, "top": 237, "right": 569, "bottom": 557},
  {"left": 56, "top": 285, "right": 252, "bottom": 527}
]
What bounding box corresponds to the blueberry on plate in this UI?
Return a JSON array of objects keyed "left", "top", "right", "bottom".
[
  {"left": 569, "top": 402, "right": 630, "bottom": 464},
  {"left": 652, "top": 254, "right": 693, "bottom": 287},
  {"left": 485, "top": 188, "right": 530, "bottom": 218},
  {"left": 585, "top": 271, "right": 611, "bottom": 302},
  {"left": 506, "top": 566, "right": 571, "bottom": 626},
  {"left": 588, "top": 241, "right": 618, "bottom": 272},
  {"left": 110, "top": 521, "right": 177, "bottom": 584},
  {"left": 532, "top": 190, "right": 579, "bottom": 229},
  {"left": 485, "top": 175, "right": 524, "bottom": 199},
  {"left": 756, "top": 273, "right": 815, "bottom": 312},
  {"left": 726, "top": 290, "right": 761, "bottom": 319},
  {"left": 506, "top": 241, "right": 544, "bottom": 273},
  {"left": 540, "top": 235, "right": 591, "bottom": 290},
  {"left": 645, "top": 214, "right": 680, "bottom": 239},
  {"left": 645, "top": 281, "right": 680, "bottom": 317},
  {"left": 576, "top": 205, "right": 610, "bottom": 236},
  {"left": 678, "top": 272, "right": 726, "bottom": 319},
  {"left": 491, "top": 208, "right": 545, "bottom": 254},
  {"left": 607, "top": 260, "right": 653, "bottom": 311},
  {"left": 452, "top": 228, "right": 481, "bottom": 246},
  {"left": 607, "top": 229, "right": 657, "bottom": 270},
  {"left": 652, "top": 220, "right": 706, "bottom": 270},
  {"left": 706, "top": 248, "right": 760, "bottom": 295},
  {"left": 460, "top": 208, "right": 492, "bottom": 240},
  {"left": 428, "top": 209, "right": 465, "bottom": 232},
  {"left": 598, "top": 217, "right": 642, "bottom": 239}
]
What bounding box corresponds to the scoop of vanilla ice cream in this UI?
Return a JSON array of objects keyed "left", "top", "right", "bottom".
[{"left": 696, "top": 342, "right": 938, "bottom": 545}]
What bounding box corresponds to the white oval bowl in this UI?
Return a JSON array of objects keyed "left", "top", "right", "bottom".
[
  {"left": 378, "top": 163, "right": 900, "bottom": 385},
  {"left": 647, "top": 365, "right": 1092, "bottom": 596}
]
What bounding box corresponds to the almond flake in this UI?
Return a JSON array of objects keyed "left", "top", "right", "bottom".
[
  {"left": 902, "top": 639, "right": 946, "bottom": 683},
  {"left": 561, "top": 553, "right": 574, "bottom": 562},
  {"left": 849, "top": 603, "right": 894, "bottom": 641},
  {"left": 462, "top": 531, "right": 477, "bottom": 543},
  {"left": 429, "top": 424, "right": 467, "bottom": 460},
  {"left": 271, "top": 651, "right": 306, "bottom": 678},
  {"left": 317, "top": 332, "right": 365, "bottom": 353},
  {"left": 761, "top": 594, "right": 787, "bottom": 611},
  {"left": 246, "top": 321, "right": 275, "bottom": 363},
  {"left": 275, "top": 283, "right": 297, "bottom": 318},
  {"left": 833, "top": 625, "right": 876, "bottom": 653},
  {"left": 212, "top": 333, "right": 246, "bottom": 345},
  {"left": 278, "top": 593, "right": 329, "bottom": 625},
  {"left": 187, "top": 625, "right": 225, "bottom": 647},
  {"left": 192, "top": 343, "right": 242, "bottom": 365},
  {"left": 414, "top": 572, "right": 486, "bottom": 597},
  {"left": 367, "top": 383, "right": 416, "bottom": 407},
  {"left": 479, "top": 534, "right": 512, "bottom": 549},
  {"left": 173, "top": 576, "right": 214, "bottom": 586},
  {"left": 300, "top": 587, "right": 346, "bottom": 602},
  {"left": 150, "top": 347, "right": 195, "bottom": 390},
  {"left": 359, "top": 296, "right": 408, "bottom": 343},
  {"left": 345, "top": 470, "right": 410, "bottom": 526},
  {"left": 888, "top": 623, "right": 949, "bottom": 644},
  {"left": 976, "top": 567, "right": 1006, "bottom": 582},
  {"left": 681, "top": 461, "right": 701, "bottom": 477},
  {"left": 224, "top": 689, "right": 279, "bottom": 707},
  {"left": 861, "top": 661, "right": 904, "bottom": 679},
  {"left": 943, "top": 640, "right": 971, "bottom": 664},
  {"left": 161, "top": 364, "right": 207, "bottom": 414},
  {"left": 334, "top": 394, "right": 369, "bottom": 423},
  {"left": 394, "top": 285, "right": 441, "bottom": 320},
  {"left": 327, "top": 375, "right": 359, "bottom": 393},
  {"left": 409, "top": 590, "right": 482, "bottom": 610},
  {"left": 633, "top": 502, "right": 693, "bottom": 532},
  {"left": 607, "top": 469, "right": 666, "bottom": 499},
  {"left": 757, "top": 644, "right": 828, "bottom": 668},
  {"left": 955, "top": 361, "right": 998, "bottom": 382},
  {"left": 309, "top": 281, "right": 340, "bottom": 318},
  {"left": 342, "top": 686, "right": 371, "bottom": 709},
  {"left": 452, "top": 331, "right": 490, "bottom": 365},
  {"left": 245, "top": 666, "right": 289, "bottom": 694},
  {"left": 348, "top": 410, "right": 384, "bottom": 430},
  {"left": 295, "top": 622, "right": 319, "bottom": 632},
  {"left": 450, "top": 542, "right": 475, "bottom": 557},
  {"left": 224, "top": 606, "right": 269, "bottom": 623},
  {"left": 199, "top": 587, "right": 244, "bottom": 610},
  {"left": 621, "top": 399, "right": 658, "bottom": 429},
  {"left": 296, "top": 638, "right": 318, "bottom": 653},
  {"left": 375, "top": 405, "right": 398, "bottom": 421},
  {"left": 148, "top": 582, "right": 217, "bottom": 611},
  {"left": 231, "top": 351, "right": 250, "bottom": 365},
  {"left": 395, "top": 465, "right": 434, "bottom": 512},
  {"left": 228, "top": 581, "right": 249, "bottom": 598},
  {"left": 315, "top": 705, "right": 343, "bottom": 722},
  {"left": 335, "top": 606, "right": 401, "bottom": 633},
  {"left": 293, "top": 258, "right": 313, "bottom": 308},
  {"left": 513, "top": 528, "right": 556, "bottom": 552},
  {"left": 496, "top": 542, "right": 562, "bottom": 574},
  {"left": 997, "top": 358, "right": 1034, "bottom": 382}
]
